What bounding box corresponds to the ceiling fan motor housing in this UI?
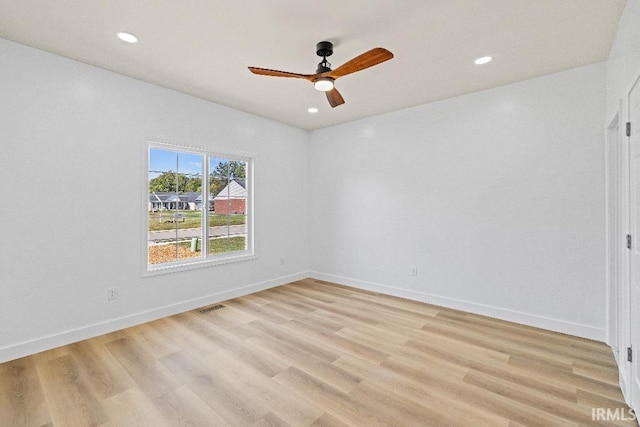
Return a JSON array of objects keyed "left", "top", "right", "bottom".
[{"left": 316, "top": 41, "right": 333, "bottom": 58}]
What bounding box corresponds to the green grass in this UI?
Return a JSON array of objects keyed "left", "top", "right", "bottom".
[
  {"left": 175, "top": 236, "right": 246, "bottom": 255},
  {"left": 209, "top": 236, "right": 246, "bottom": 254},
  {"left": 148, "top": 211, "right": 246, "bottom": 231}
]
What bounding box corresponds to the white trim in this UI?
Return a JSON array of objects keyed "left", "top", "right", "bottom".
[
  {"left": 0, "top": 270, "right": 610, "bottom": 362},
  {"left": 626, "top": 69, "right": 640, "bottom": 412},
  {"left": 147, "top": 138, "right": 256, "bottom": 161},
  {"left": 309, "top": 272, "right": 606, "bottom": 341},
  {"left": 143, "top": 252, "right": 256, "bottom": 277},
  {"left": 605, "top": 106, "right": 623, "bottom": 348},
  {"left": 0, "top": 271, "right": 309, "bottom": 364}
]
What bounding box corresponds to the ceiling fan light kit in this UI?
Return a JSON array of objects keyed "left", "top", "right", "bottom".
[
  {"left": 248, "top": 40, "right": 393, "bottom": 108},
  {"left": 314, "top": 77, "right": 334, "bottom": 91}
]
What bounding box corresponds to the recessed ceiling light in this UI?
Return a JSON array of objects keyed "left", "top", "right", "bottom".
[
  {"left": 116, "top": 32, "right": 138, "bottom": 43},
  {"left": 474, "top": 56, "right": 492, "bottom": 65},
  {"left": 307, "top": 107, "right": 319, "bottom": 114}
]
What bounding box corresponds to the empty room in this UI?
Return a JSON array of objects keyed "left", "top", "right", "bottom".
[{"left": 1, "top": 1, "right": 640, "bottom": 425}]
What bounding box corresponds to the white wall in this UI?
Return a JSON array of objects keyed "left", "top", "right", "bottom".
[
  {"left": 309, "top": 63, "right": 607, "bottom": 340},
  {"left": 0, "top": 31, "right": 614, "bottom": 362},
  {"left": 0, "top": 38, "right": 310, "bottom": 362}
]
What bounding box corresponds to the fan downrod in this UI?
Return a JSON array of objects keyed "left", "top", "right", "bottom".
[{"left": 316, "top": 41, "right": 333, "bottom": 73}]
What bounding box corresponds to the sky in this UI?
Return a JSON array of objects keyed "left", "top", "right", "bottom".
[{"left": 149, "top": 147, "right": 227, "bottom": 180}]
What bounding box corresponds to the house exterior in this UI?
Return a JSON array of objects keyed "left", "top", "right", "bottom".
[
  {"left": 148, "top": 191, "right": 212, "bottom": 211},
  {"left": 213, "top": 179, "right": 247, "bottom": 214}
]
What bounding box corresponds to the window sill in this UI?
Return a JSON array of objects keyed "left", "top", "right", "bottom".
[{"left": 144, "top": 251, "right": 256, "bottom": 277}]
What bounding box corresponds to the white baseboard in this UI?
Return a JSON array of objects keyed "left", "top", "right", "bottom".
[
  {"left": 0, "top": 271, "right": 309, "bottom": 364},
  {"left": 309, "top": 271, "right": 606, "bottom": 342},
  {"left": 1, "top": 270, "right": 606, "bottom": 363}
]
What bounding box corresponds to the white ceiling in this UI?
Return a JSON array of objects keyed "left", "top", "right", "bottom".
[{"left": 0, "top": 0, "right": 626, "bottom": 130}]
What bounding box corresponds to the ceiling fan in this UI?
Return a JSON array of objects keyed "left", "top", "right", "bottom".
[{"left": 248, "top": 41, "right": 393, "bottom": 108}]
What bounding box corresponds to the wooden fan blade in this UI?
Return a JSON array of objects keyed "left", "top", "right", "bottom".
[
  {"left": 248, "top": 67, "right": 314, "bottom": 81},
  {"left": 328, "top": 48, "right": 393, "bottom": 80},
  {"left": 326, "top": 88, "right": 345, "bottom": 108}
]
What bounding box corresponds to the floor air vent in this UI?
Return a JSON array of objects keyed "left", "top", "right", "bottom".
[{"left": 197, "top": 304, "right": 225, "bottom": 314}]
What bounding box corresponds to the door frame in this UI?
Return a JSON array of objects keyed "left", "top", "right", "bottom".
[
  {"left": 607, "top": 100, "right": 632, "bottom": 403},
  {"left": 626, "top": 70, "right": 640, "bottom": 411},
  {"left": 605, "top": 106, "right": 623, "bottom": 353}
]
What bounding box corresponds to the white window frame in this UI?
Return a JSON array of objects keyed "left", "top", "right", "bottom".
[{"left": 144, "top": 141, "right": 255, "bottom": 276}]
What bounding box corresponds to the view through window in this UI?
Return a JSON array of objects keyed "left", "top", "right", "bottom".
[{"left": 147, "top": 144, "right": 251, "bottom": 270}]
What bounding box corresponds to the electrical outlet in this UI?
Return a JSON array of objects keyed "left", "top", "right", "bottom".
[
  {"left": 411, "top": 267, "right": 418, "bottom": 276},
  {"left": 107, "top": 287, "right": 119, "bottom": 301}
]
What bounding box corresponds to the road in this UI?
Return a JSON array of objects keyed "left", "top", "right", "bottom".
[{"left": 148, "top": 225, "right": 246, "bottom": 243}]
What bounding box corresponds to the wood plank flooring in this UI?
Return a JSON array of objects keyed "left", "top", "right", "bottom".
[{"left": 0, "top": 279, "right": 636, "bottom": 426}]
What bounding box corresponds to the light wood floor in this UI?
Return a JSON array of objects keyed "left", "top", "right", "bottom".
[{"left": 0, "top": 279, "right": 636, "bottom": 426}]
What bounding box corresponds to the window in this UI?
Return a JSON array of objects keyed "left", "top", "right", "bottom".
[{"left": 147, "top": 143, "right": 253, "bottom": 272}]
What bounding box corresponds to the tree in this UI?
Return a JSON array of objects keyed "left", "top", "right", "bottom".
[
  {"left": 212, "top": 161, "right": 246, "bottom": 179},
  {"left": 149, "top": 171, "right": 191, "bottom": 193},
  {"left": 209, "top": 176, "right": 226, "bottom": 198},
  {"left": 184, "top": 176, "right": 202, "bottom": 192},
  {"left": 210, "top": 161, "right": 246, "bottom": 196}
]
